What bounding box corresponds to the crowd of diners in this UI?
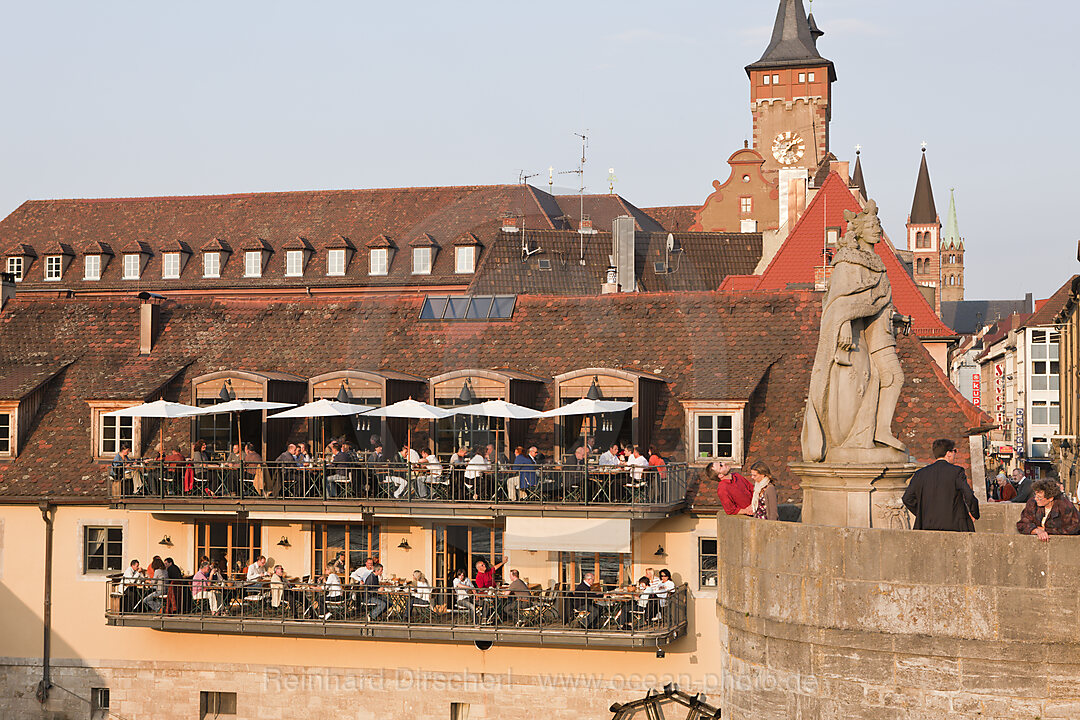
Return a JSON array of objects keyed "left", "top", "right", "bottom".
[
  {"left": 111, "top": 437, "right": 672, "bottom": 502},
  {"left": 113, "top": 551, "right": 681, "bottom": 629}
]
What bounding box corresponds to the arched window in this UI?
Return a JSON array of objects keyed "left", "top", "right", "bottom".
[{"left": 915, "top": 231, "right": 931, "bottom": 250}]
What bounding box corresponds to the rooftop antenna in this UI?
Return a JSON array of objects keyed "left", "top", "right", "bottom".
[
  {"left": 608, "top": 168, "right": 617, "bottom": 195},
  {"left": 519, "top": 170, "right": 540, "bottom": 261},
  {"left": 561, "top": 130, "right": 588, "bottom": 264},
  {"left": 548, "top": 166, "right": 554, "bottom": 195}
]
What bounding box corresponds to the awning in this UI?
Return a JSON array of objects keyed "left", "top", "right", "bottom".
[{"left": 503, "top": 517, "right": 631, "bottom": 554}]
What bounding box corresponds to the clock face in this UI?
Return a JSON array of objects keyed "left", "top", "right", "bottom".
[{"left": 772, "top": 131, "right": 806, "bottom": 165}]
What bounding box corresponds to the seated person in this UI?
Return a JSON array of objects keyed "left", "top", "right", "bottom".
[
  {"left": 464, "top": 449, "right": 490, "bottom": 500},
  {"left": 500, "top": 569, "right": 532, "bottom": 622},
  {"left": 409, "top": 570, "right": 432, "bottom": 613},
  {"left": 318, "top": 563, "right": 344, "bottom": 619},
  {"left": 416, "top": 448, "right": 443, "bottom": 498},
  {"left": 144, "top": 557, "right": 167, "bottom": 613},
  {"left": 246, "top": 555, "right": 268, "bottom": 582},
  {"left": 598, "top": 444, "right": 622, "bottom": 467},
  {"left": 364, "top": 563, "right": 388, "bottom": 620},
  {"left": 121, "top": 558, "right": 144, "bottom": 589},
  {"left": 449, "top": 446, "right": 470, "bottom": 498},
  {"left": 1017, "top": 478, "right": 1080, "bottom": 541},
  {"left": 452, "top": 569, "right": 475, "bottom": 613},
  {"left": 269, "top": 564, "right": 290, "bottom": 611},
  {"left": 350, "top": 557, "right": 375, "bottom": 585},
  {"left": 573, "top": 572, "right": 600, "bottom": 628},
  {"left": 627, "top": 446, "right": 650, "bottom": 482},
  {"left": 643, "top": 568, "right": 676, "bottom": 621},
  {"left": 192, "top": 561, "right": 223, "bottom": 614},
  {"left": 328, "top": 442, "right": 353, "bottom": 497},
  {"left": 647, "top": 446, "right": 667, "bottom": 481}
]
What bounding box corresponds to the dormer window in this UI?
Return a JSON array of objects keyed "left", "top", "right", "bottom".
[
  {"left": 244, "top": 250, "right": 262, "bottom": 278},
  {"left": 455, "top": 246, "right": 476, "bottom": 274},
  {"left": 328, "top": 249, "right": 346, "bottom": 276},
  {"left": 45, "top": 255, "right": 63, "bottom": 281},
  {"left": 0, "top": 411, "right": 10, "bottom": 455},
  {"left": 413, "top": 247, "right": 432, "bottom": 275},
  {"left": 162, "top": 252, "right": 181, "bottom": 279},
  {"left": 84, "top": 255, "right": 101, "bottom": 280},
  {"left": 122, "top": 254, "right": 141, "bottom": 280},
  {"left": 369, "top": 248, "right": 389, "bottom": 276},
  {"left": 6, "top": 256, "right": 23, "bottom": 282},
  {"left": 204, "top": 252, "right": 220, "bottom": 278},
  {"left": 285, "top": 250, "right": 304, "bottom": 277}
]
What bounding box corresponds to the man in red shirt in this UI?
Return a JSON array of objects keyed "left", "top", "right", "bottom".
[{"left": 709, "top": 461, "right": 754, "bottom": 515}]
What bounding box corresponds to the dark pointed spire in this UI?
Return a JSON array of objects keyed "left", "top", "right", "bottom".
[
  {"left": 852, "top": 149, "right": 867, "bottom": 200},
  {"left": 807, "top": 12, "right": 824, "bottom": 43},
  {"left": 746, "top": 0, "right": 835, "bottom": 79},
  {"left": 909, "top": 147, "right": 938, "bottom": 225}
]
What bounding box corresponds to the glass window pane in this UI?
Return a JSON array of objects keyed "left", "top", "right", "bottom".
[
  {"left": 1032, "top": 376, "right": 1048, "bottom": 391},
  {"left": 698, "top": 415, "right": 713, "bottom": 430},
  {"left": 465, "top": 296, "right": 492, "bottom": 319},
  {"left": 445, "top": 297, "right": 470, "bottom": 319},
  {"left": 1031, "top": 345, "right": 1047, "bottom": 360},
  {"left": 490, "top": 296, "right": 516, "bottom": 319},
  {"left": 1050, "top": 375, "right": 1060, "bottom": 392},
  {"left": 1033, "top": 361, "right": 1047, "bottom": 375},
  {"left": 1031, "top": 330, "right": 1046, "bottom": 343},
  {"left": 1032, "top": 407, "right": 1047, "bottom": 425}
]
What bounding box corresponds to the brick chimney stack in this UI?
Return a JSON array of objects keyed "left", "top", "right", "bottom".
[
  {"left": 138, "top": 292, "right": 165, "bottom": 355},
  {"left": 1, "top": 272, "right": 14, "bottom": 312}
]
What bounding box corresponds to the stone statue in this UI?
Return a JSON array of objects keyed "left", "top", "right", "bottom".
[{"left": 801, "top": 200, "right": 907, "bottom": 464}]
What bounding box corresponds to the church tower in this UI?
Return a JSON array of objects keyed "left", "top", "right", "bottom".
[
  {"left": 746, "top": 0, "right": 835, "bottom": 186},
  {"left": 907, "top": 147, "right": 942, "bottom": 312},
  {"left": 940, "top": 189, "right": 965, "bottom": 302}
]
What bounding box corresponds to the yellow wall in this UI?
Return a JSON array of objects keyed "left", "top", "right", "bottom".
[{"left": 0, "top": 505, "right": 724, "bottom": 690}]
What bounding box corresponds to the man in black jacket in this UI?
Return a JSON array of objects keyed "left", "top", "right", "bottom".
[
  {"left": 902, "top": 438, "right": 980, "bottom": 532},
  {"left": 1011, "top": 468, "right": 1033, "bottom": 504}
]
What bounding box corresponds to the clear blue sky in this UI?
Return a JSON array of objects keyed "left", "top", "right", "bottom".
[{"left": 1, "top": 1, "right": 1075, "bottom": 300}]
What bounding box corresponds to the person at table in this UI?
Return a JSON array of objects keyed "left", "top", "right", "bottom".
[
  {"left": 332, "top": 550, "right": 346, "bottom": 576},
  {"left": 511, "top": 446, "right": 530, "bottom": 502},
  {"left": 246, "top": 555, "right": 268, "bottom": 582},
  {"left": 645, "top": 568, "right": 676, "bottom": 622},
  {"left": 449, "top": 446, "right": 470, "bottom": 499},
  {"left": 122, "top": 558, "right": 144, "bottom": 589},
  {"left": 416, "top": 448, "right": 443, "bottom": 498},
  {"left": 112, "top": 444, "right": 135, "bottom": 493},
  {"left": 627, "top": 446, "right": 650, "bottom": 480},
  {"left": 573, "top": 572, "right": 600, "bottom": 628},
  {"left": 474, "top": 557, "right": 507, "bottom": 589},
  {"left": 364, "top": 563, "right": 388, "bottom": 620},
  {"left": 452, "top": 569, "right": 476, "bottom": 615},
  {"left": 599, "top": 443, "right": 623, "bottom": 467},
  {"left": 159, "top": 446, "right": 186, "bottom": 495},
  {"left": 296, "top": 442, "right": 312, "bottom": 466},
  {"left": 192, "top": 561, "right": 223, "bottom": 615},
  {"left": 270, "top": 564, "right": 293, "bottom": 613},
  {"left": 500, "top": 569, "right": 533, "bottom": 623},
  {"left": 408, "top": 570, "right": 432, "bottom": 615},
  {"left": 317, "top": 562, "right": 344, "bottom": 620},
  {"left": 327, "top": 441, "right": 352, "bottom": 497},
  {"left": 350, "top": 557, "right": 375, "bottom": 585},
  {"left": 163, "top": 557, "right": 182, "bottom": 614},
  {"left": 143, "top": 557, "right": 167, "bottom": 613},
  {"left": 647, "top": 446, "right": 667, "bottom": 481},
  {"left": 464, "top": 448, "right": 491, "bottom": 500}
]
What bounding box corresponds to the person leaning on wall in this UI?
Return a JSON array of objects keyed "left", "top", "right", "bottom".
[{"left": 1016, "top": 477, "right": 1080, "bottom": 541}]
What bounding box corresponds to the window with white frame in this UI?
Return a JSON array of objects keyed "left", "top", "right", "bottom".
[
  {"left": 0, "top": 412, "right": 10, "bottom": 455},
  {"left": 100, "top": 415, "right": 134, "bottom": 456},
  {"left": 244, "top": 251, "right": 262, "bottom": 277},
  {"left": 798, "top": 72, "right": 806, "bottom": 83},
  {"left": 1030, "top": 400, "right": 1061, "bottom": 427},
  {"left": 285, "top": 250, "right": 304, "bottom": 277},
  {"left": 203, "top": 252, "right": 220, "bottom": 278},
  {"left": 697, "top": 414, "right": 734, "bottom": 459},
  {"left": 161, "top": 252, "right": 181, "bottom": 279},
  {"left": 1030, "top": 330, "right": 1061, "bottom": 392},
  {"left": 45, "top": 255, "right": 63, "bottom": 281},
  {"left": 83, "top": 526, "right": 123, "bottom": 573},
  {"left": 772, "top": 74, "right": 780, "bottom": 84},
  {"left": 698, "top": 538, "right": 718, "bottom": 588},
  {"left": 5, "top": 256, "right": 23, "bottom": 281},
  {"left": 808, "top": 71, "right": 815, "bottom": 82},
  {"left": 455, "top": 246, "right": 476, "bottom": 274},
  {"left": 369, "top": 248, "right": 389, "bottom": 276},
  {"left": 739, "top": 197, "right": 752, "bottom": 213},
  {"left": 122, "top": 254, "right": 140, "bottom": 280},
  {"left": 412, "top": 246, "right": 432, "bottom": 275},
  {"left": 763, "top": 74, "right": 771, "bottom": 85},
  {"left": 84, "top": 255, "right": 101, "bottom": 280},
  {"left": 327, "top": 248, "right": 346, "bottom": 276}
]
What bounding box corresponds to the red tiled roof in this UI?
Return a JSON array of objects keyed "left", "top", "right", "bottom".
[
  {"left": 726, "top": 173, "right": 956, "bottom": 339},
  {"left": 639, "top": 206, "right": 700, "bottom": 232},
  {"left": 0, "top": 289, "right": 989, "bottom": 502},
  {"left": 1024, "top": 275, "right": 1078, "bottom": 328}
]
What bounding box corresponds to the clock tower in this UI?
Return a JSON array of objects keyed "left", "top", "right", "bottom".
[{"left": 747, "top": 0, "right": 835, "bottom": 185}]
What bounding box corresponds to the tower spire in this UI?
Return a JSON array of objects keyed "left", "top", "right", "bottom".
[
  {"left": 746, "top": 0, "right": 835, "bottom": 80},
  {"left": 909, "top": 147, "right": 938, "bottom": 224},
  {"left": 851, "top": 146, "right": 868, "bottom": 200},
  {"left": 942, "top": 189, "right": 962, "bottom": 250}
]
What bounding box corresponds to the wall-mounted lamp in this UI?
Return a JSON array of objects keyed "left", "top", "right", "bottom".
[
  {"left": 277, "top": 536, "right": 290, "bottom": 548},
  {"left": 218, "top": 379, "right": 235, "bottom": 402},
  {"left": 654, "top": 544, "right": 665, "bottom": 557},
  {"left": 586, "top": 376, "right": 603, "bottom": 401},
  {"left": 159, "top": 535, "right": 173, "bottom": 547},
  {"left": 458, "top": 379, "right": 475, "bottom": 405},
  {"left": 398, "top": 538, "right": 411, "bottom": 550},
  {"left": 336, "top": 380, "right": 351, "bottom": 403}
]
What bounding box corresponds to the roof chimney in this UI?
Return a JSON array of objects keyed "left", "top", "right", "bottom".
[
  {"left": 1, "top": 272, "right": 14, "bottom": 312},
  {"left": 138, "top": 292, "right": 165, "bottom": 355}
]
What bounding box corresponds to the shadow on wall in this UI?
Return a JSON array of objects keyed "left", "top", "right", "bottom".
[{"left": 0, "top": 581, "right": 107, "bottom": 720}]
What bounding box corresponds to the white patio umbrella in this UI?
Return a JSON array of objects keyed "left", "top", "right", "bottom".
[
  {"left": 540, "top": 398, "right": 636, "bottom": 456},
  {"left": 103, "top": 400, "right": 202, "bottom": 456},
  {"left": 454, "top": 400, "right": 543, "bottom": 466},
  {"left": 363, "top": 398, "right": 453, "bottom": 451},
  {"left": 190, "top": 399, "right": 295, "bottom": 455},
  {"left": 266, "top": 398, "right": 373, "bottom": 450}
]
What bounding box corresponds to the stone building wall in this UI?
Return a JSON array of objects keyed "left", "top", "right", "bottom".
[{"left": 716, "top": 504, "right": 1080, "bottom": 719}]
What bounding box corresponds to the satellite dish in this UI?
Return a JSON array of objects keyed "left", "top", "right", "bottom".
[{"left": 667, "top": 233, "right": 675, "bottom": 252}]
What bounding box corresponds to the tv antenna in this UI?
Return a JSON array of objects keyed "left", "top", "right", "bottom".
[
  {"left": 555, "top": 130, "right": 589, "bottom": 264},
  {"left": 519, "top": 170, "right": 541, "bottom": 261}
]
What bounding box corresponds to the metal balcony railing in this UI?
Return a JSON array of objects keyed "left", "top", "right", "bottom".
[
  {"left": 105, "top": 577, "right": 688, "bottom": 648},
  {"left": 108, "top": 459, "right": 688, "bottom": 509}
]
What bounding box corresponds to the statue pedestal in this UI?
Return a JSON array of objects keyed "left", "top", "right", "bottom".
[{"left": 790, "top": 461, "right": 917, "bottom": 528}]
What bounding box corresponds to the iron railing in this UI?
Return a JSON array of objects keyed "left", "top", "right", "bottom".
[
  {"left": 105, "top": 577, "right": 688, "bottom": 647},
  {"left": 109, "top": 459, "right": 688, "bottom": 508}
]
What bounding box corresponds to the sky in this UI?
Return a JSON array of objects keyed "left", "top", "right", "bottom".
[{"left": 0, "top": 0, "right": 1076, "bottom": 300}]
